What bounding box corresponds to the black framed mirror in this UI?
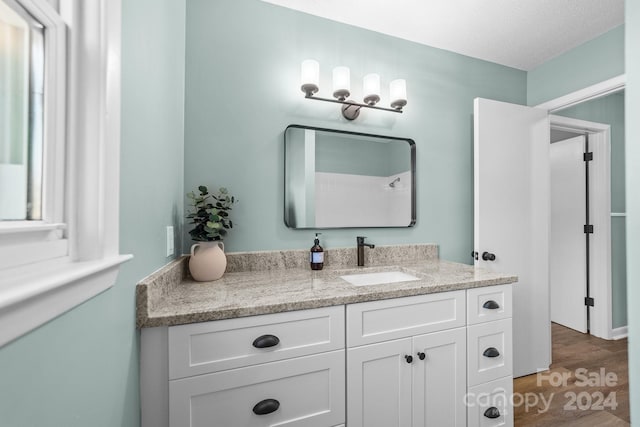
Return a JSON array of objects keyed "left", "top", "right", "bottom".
[{"left": 284, "top": 124, "right": 416, "bottom": 229}]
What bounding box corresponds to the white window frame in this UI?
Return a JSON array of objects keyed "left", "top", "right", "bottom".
[{"left": 0, "top": 0, "right": 131, "bottom": 347}]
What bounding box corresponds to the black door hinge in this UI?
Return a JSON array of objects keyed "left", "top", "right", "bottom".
[
  {"left": 585, "top": 297, "right": 595, "bottom": 307},
  {"left": 584, "top": 225, "right": 594, "bottom": 234},
  {"left": 584, "top": 152, "right": 593, "bottom": 162}
]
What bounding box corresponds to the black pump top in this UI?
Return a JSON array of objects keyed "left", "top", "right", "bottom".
[{"left": 314, "top": 232, "right": 321, "bottom": 245}]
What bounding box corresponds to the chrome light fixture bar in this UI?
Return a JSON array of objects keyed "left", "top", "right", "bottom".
[{"left": 300, "top": 59, "right": 407, "bottom": 121}]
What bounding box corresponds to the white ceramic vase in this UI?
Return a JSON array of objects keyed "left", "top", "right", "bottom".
[{"left": 189, "top": 241, "right": 227, "bottom": 281}]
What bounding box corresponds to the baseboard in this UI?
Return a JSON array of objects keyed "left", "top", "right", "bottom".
[{"left": 612, "top": 326, "right": 628, "bottom": 340}]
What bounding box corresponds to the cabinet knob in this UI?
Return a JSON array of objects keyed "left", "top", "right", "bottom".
[
  {"left": 482, "top": 252, "right": 496, "bottom": 261},
  {"left": 483, "top": 406, "right": 501, "bottom": 419},
  {"left": 482, "top": 300, "right": 500, "bottom": 310},
  {"left": 483, "top": 347, "right": 501, "bottom": 358},
  {"left": 417, "top": 352, "right": 426, "bottom": 360},
  {"left": 252, "top": 398, "right": 280, "bottom": 415},
  {"left": 252, "top": 334, "right": 280, "bottom": 349},
  {"left": 404, "top": 355, "right": 413, "bottom": 364}
]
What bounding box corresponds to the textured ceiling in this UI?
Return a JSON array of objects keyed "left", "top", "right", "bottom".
[{"left": 261, "top": 0, "right": 624, "bottom": 71}]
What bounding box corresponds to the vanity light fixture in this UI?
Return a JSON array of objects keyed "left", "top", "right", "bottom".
[{"left": 300, "top": 59, "right": 407, "bottom": 120}]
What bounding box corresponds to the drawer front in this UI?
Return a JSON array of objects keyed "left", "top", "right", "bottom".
[
  {"left": 169, "top": 350, "right": 345, "bottom": 427},
  {"left": 467, "top": 376, "right": 514, "bottom": 427},
  {"left": 347, "top": 291, "right": 465, "bottom": 347},
  {"left": 467, "top": 319, "right": 513, "bottom": 387},
  {"left": 467, "top": 285, "right": 512, "bottom": 325},
  {"left": 169, "top": 306, "right": 344, "bottom": 379}
]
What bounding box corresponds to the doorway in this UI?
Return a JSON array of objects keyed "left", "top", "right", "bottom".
[
  {"left": 547, "top": 90, "right": 627, "bottom": 340},
  {"left": 550, "top": 133, "right": 589, "bottom": 333}
]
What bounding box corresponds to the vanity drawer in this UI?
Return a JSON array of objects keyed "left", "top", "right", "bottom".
[
  {"left": 467, "top": 284, "right": 512, "bottom": 325},
  {"left": 467, "top": 319, "right": 513, "bottom": 387},
  {"left": 346, "top": 290, "right": 465, "bottom": 347},
  {"left": 169, "top": 350, "right": 345, "bottom": 427},
  {"left": 168, "top": 306, "right": 344, "bottom": 379},
  {"left": 467, "top": 376, "right": 514, "bottom": 427}
]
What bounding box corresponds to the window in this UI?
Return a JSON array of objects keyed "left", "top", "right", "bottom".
[
  {"left": 1, "top": 0, "right": 45, "bottom": 221},
  {"left": 0, "top": 0, "right": 130, "bottom": 347},
  {"left": 0, "top": 0, "right": 67, "bottom": 271}
]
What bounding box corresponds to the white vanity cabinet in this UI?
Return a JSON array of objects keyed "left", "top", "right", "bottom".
[
  {"left": 140, "top": 284, "right": 514, "bottom": 427},
  {"left": 346, "top": 291, "right": 468, "bottom": 427}
]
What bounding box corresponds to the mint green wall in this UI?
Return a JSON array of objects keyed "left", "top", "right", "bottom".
[
  {"left": 527, "top": 26, "right": 625, "bottom": 106},
  {"left": 184, "top": 0, "right": 526, "bottom": 262},
  {"left": 555, "top": 92, "right": 627, "bottom": 328},
  {"left": 625, "top": 1, "right": 639, "bottom": 422},
  {"left": 0, "top": 1, "right": 185, "bottom": 426}
]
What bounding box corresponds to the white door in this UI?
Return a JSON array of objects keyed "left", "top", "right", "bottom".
[
  {"left": 550, "top": 136, "right": 588, "bottom": 333},
  {"left": 347, "top": 338, "right": 413, "bottom": 427},
  {"left": 412, "top": 328, "right": 467, "bottom": 427},
  {"left": 474, "top": 98, "right": 551, "bottom": 377}
]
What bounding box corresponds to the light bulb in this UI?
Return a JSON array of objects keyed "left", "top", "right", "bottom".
[
  {"left": 390, "top": 79, "right": 407, "bottom": 110},
  {"left": 332, "top": 66, "right": 351, "bottom": 101},
  {"left": 300, "top": 59, "right": 319, "bottom": 96},
  {"left": 363, "top": 73, "right": 380, "bottom": 105}
]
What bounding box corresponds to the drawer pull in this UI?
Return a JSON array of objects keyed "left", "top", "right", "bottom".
[
  {"left": 252, "top": 398, "right": 280, "bottom": 415},
  {"left": 252, "top": 334, "right": 280, "bottom": 349},
  {"left": 484, "top": 406, "right": 501, "bottom": 419},
  {"left": 483, "top": 347, "right": 501, "bottom": 358},
  {"left": 482, "top": 300, "right": 500, "bottom": 310}
]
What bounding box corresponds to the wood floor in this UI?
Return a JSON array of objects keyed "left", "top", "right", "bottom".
[{"left": 514, "top": 323, "right": 629, "bottom": 426}]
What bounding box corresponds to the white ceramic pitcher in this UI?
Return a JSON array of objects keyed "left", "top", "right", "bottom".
[{"left": 189, "top": 241, "right": 227, "bottom": 281}]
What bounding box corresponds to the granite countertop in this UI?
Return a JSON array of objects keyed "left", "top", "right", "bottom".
[{"left": 136, "top": 244, "right": 517, "bottom": 328}]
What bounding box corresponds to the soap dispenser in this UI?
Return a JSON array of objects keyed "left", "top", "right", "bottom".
[{"left": 310, "top": 233, "right": 324, "bottom": 270}]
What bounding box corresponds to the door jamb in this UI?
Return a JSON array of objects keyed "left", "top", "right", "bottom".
[{"left": 549, "top": 115, "right": 612, "bottom": 340}]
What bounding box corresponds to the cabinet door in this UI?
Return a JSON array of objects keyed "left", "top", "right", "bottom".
[
  {"left": 347, "top": 338, "right": 413, "bottom": 427},
  {"left": 169, "top": 350, "right": 344, "bottom": 427},
  {"left": 412, "top": 328, "right": 467, "bottom": 427}
]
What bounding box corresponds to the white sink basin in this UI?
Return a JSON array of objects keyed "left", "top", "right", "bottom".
[{"left": 340, "top": 271, "right": 420, "bottom": 286}]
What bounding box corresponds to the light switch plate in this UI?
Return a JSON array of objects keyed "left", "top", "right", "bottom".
[{"left": 166, "top": 226, "right": 174, "bottom": 257}]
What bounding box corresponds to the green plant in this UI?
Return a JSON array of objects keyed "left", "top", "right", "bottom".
[{"left": 186, "top": 186, "right": 236, "bottom": 242}]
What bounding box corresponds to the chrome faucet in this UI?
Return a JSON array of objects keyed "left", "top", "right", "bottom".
[{"left": 356, "top": 236, "right": 375, "bottom": 266}]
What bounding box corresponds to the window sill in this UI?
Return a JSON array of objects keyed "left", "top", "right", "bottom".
[
  {"left": 0, "top": 222, "right": 66, "bottom": 235},
  {"left": 0, "top": 254, "right": 133, "bottom": 347}
]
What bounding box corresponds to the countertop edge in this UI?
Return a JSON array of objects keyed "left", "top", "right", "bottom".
[{"left": 137, "top": 274, "right": 517, "bottom": 328}]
